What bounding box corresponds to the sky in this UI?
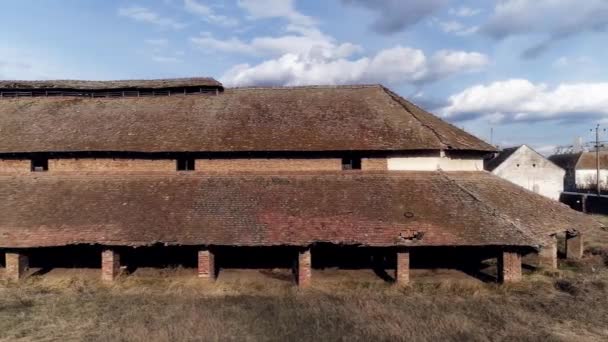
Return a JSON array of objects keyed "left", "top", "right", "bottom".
[{"left": 1, "top": 0, "right": 608, "bottom": 154}]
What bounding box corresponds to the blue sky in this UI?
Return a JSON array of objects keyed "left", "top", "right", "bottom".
[{"left": 1, "top": 0, "right": 608, "bottom": 154}]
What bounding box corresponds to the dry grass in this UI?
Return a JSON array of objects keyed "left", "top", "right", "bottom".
[{"left": 1, "top": 261, "right": 608, "bottom": 341}]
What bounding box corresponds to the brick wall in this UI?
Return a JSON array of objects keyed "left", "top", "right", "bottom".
[
  {"left": 298, "top": 249, "right": 311, "bottom": 287},
  {"left": 0, "top": 159, "right": 29, "bottom": 173},
  {"left": 498, "top": 251, "right": 522, "bottom": 283},
  {"left": 362, "top": 158, "right": 388, "bottom": 170},
  {"left": 5, "top": 253, "right": 28, "bottom": 281},
  {"left": 49, "top": 159, "right": 175, "bottom": 172},
  {"left": 566, "top": 232, "right": 583, "bottom": 259},
  {"left": 537, "top": 236, "right": 557, "bottom": 269},
  {"left": 395, "top": 251, "right": 410, "bottom": 285},
  {"left": 198, "top": 249, "right": 215, "bottom": 279},
  {"left": 101, "top": 249, "right": 120, "bottom": 282},
  {"left": 196, "top": 159, "right": 342, "bottom": 172}
]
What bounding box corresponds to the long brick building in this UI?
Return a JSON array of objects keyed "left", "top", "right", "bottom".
[{"left": 0, "top": 78, "right": 599, "bottom": 286}]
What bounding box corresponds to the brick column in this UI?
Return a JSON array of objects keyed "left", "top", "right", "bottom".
[
  {"left": 101, "top": 249, "right": 120, "bottom": 282},
  {"left": 395, "top": 251, "right": 410, "bottom": 286},
  {"left": 537, "top": 236, "right": 557, "bottom": 269},
  {"left": 566, "top": 232, "right": 583, "bottom": 259},
  {"left": 297, "top": 249, "right": 311, "bottom": 288},
  {"left": 198, "top": 249, "right": 215, "bottom": 279},
  {"left": 498, "top": 251, "right": 522, "bottom": 283},
  {"left": 5, "top": 252, "right": 28, "bottom": 281}
]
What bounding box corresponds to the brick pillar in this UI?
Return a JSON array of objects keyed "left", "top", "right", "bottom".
[
  {"left": 101, "top": 249, "right": 120, "bottom": 282},
  {"left": 537, "top": 236, "right": 558, "bottom": 269},
  {"left": 297, "top": 249, "right": 311, "bottom": 288},
  {"left": 566, "top": 232, "right": 583, "bottom": 260},
  {"left": 5, "top": 252, "right": 28, "bottom": 281},
  {"left": 198, "top": 249, "right": 215, "bottom": 279},
  {"left": 395, "top": 251, "right": 410, "bottom": 286},
  {"left": 498, "top": 251, "right": 522, "bottom": 283}
]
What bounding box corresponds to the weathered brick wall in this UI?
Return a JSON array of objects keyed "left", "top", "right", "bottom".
[
  {"left": 49, "top": 159, "right": 175, "bottom": 172},
  {"left": 5, "top": 253, "right": 28, "bottom": 281},
  {"left": 101, "top": 249, "right": 120, "bottom": 282},
  {"left": 0, "top": 159, "right": 29, "bottom": 173},
  {"left": 198, "top": 249, "right": 215, "bottom": 279},
  {"left": 298, "top": 249, "right": 311, "bottom": 287},
  {"left": 396, "top": 251, "right": 410, "bottom": 285},
  {"left": 362, "top": 158, "right": 388, "bottom": 170},
  {"left": 196, "top": 159, "right": 342, "bottom": 172},
  {"left": 537, "top": 236, "right": 557, "bottom": 269},
  {"left": 498, "top": 251, "right": 522, "bottom": 283}
]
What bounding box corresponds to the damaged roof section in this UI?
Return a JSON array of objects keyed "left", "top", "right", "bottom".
[
  {"left": 0, "top": 85, "right": 495, "bottom": 153},
  {"left": 0, "top": 171, "right": 593, "bottom": 249}
]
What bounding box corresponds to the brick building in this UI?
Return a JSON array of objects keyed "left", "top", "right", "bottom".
[{"left": 0, "top": 79, "right": 600, "bottom": 285}]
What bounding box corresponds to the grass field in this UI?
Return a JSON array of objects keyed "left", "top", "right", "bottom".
[{"left": 1, "top": 218, "right": 608, "bottom": 341}]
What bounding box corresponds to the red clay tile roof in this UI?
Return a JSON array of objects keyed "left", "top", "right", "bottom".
[
  {"left": 0, "top": 171, "right": 596, "bottom": 249},
  {"left": 0, "top": 85, "right": 495, "bottom": 153},
  {"left": 0, "top": 78, "right": 222, "bottom": 90}
]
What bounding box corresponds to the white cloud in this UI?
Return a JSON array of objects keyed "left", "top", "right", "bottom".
[
  {"left": 118, "top": 6, "right": 185, "bottom": 30},
  {"left": 183, "top": 0, "right": 238, "bottom": 27},
  {"left": 449, "top": 7, "right": 482, "bottom": 17},
  {"left": 221, "top": 46, "right": 488, "bottom": 87},
  {"left": 237, "top": 0, "right": 315, "bottom": 27},
  {"left": 441, "top": 79, "right": 608, "bottom": 123},
  {"left": 191, "top": 26, "right": 362, "bottom": 59},
  {"left": 342, "top": 0, "right": 447, "bottom": 34},
  {"left": 436, "top": 20, "right": 479, "bottom": 36}
]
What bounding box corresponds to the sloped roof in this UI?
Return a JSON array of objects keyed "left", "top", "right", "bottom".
[
  {"left": 0, "top": 84, "right": 495, "bottom": 153},
  {"left": 577, "top": 151, "right": 608, "bottom": 169},
  {"left": 549, "top": 151, "right": 608, "bottom": 170},
  {"left": 485, "top": 146, "right": 520, "bottom": 171},
  {"left": 0, "top": 77, "right": 222, "bottom": 90},
  {"left": 447, "top": 172, "right": 600, "bottom": 239},
  {"left": 0, "top": 171, "right": 598, "bottom": 249}
]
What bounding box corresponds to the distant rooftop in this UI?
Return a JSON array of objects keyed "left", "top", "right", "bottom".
[{"left": 0, "top": 77, "right": 223, "bottom": 98}]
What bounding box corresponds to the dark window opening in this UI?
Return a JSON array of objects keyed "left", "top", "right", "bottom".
[
  {"left": 31, "top": 156, "right": 48, "bottom": 172},
  {"left": 342, "top": 157, "right": 361, "bottom": 170},
  {"left": 177, "top": 158, "right": 195, "bottom": 171}
]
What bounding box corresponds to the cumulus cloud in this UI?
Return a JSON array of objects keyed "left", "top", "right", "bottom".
[
  {"left": 118, "top": 6, "right": 185, "bottom": 29},
  {"left": 440, "top": 79, "right": 608, "bottom": 123},
  {"left": 342, "top": 0, "right": 447, "bottom": 34},
  {"left": 237, "top": 0, "right": 315, "bottom": 27},
  {"left": 448, "top": 7, "right": 482, "bottom": 17},
  {"left": 191, "top": 26, "right": 362, "bottom": 59},
  {"left": 483, "top": 0, "right": 608, "bottom": 58},
  {"left": 183, "top": 0, "right": 238, "bottom": 27},
  {"left": 220, "top": 46, "right": 488, "bottom": 87},
  {"left": 433, "top": 19, "right": 479, "bottom": 36}
]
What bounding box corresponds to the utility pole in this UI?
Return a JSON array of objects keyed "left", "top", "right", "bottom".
[{"left": 591, "top": 124, "right": 606, "bottom": 195}]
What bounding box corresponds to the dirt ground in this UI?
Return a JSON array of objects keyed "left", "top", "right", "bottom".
[{"left": 1, "top": 216, "right": 607, "bottom": 341}]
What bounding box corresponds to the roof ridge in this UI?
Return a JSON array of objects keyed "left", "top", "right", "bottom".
[
  {"left": 380, "top": 86, "right": 448, "bottom": 149},
  {"left": 227, "top": 84, "right": 383, "bottom": 91},
  {"left": 438, "top": 170, "right": 542, "bottom": 247}
]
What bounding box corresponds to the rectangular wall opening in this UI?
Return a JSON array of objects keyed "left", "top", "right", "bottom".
[
  {"left": 341, "top": 157, "right": 361, "bottom": 170},
  {"left": 31, "top": 156, "right": 48, "bottom": 172},
  {"left": 176, "top": 157, "right": 196, "bottom": 171}
]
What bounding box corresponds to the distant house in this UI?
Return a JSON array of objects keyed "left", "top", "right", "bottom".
[
  {"left": 549, "top": 151, "right": 608, "bottom": 193},
  {"left": 485, "top": 145, "right": 565, "bottom": 200}
]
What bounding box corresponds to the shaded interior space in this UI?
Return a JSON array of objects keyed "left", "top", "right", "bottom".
[
  {"left": 311, "top": 245, "right": 395, "bottom": 282},
  {"left": 556, "top": 232, "right": 567, "bottom": 259},
  {"left": 410, "top": 247, "right": 501, "bottom": 283},
  {"left": 214, "top": 246, "right": 296, "bottom": 283},
  {"left": 120, "top": 245, "right": 199, "bottom": 275},
  {"left": 24, "top": 245, "right": 103, "bottom": 276}
]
